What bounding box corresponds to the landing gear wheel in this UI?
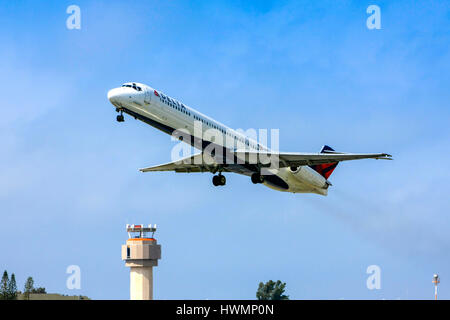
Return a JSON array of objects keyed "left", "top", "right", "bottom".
[
  {"left": 251, "top": 173, "right": 264, "bottom": 184},
  {"left": 212, "top": 174, "right": 226, "bottom": 186},
  {"left": 116, "top": 111, "right": 124, "bottom": 122}
]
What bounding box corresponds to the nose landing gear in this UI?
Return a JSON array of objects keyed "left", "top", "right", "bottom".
[
  {"left": 116, "top": 109, "right": 125, "bottom": 122},
  {"left": 212, "top": 174, "right": 226, "bottom": 186}
]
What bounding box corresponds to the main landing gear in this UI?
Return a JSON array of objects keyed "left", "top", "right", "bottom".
[
  {"left": 212, "top": 174, "right": 226, "bottom": 187},
  {"left": 116, "top": 109, "right": 125, "bottom": 122},
  {"left": 251, "top": 172, "right": 265, "bottom": 184}
]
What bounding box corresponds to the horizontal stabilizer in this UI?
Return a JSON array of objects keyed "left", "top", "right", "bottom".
[{"left": 234, "top": 150, "right": 392, "bottom": 168}]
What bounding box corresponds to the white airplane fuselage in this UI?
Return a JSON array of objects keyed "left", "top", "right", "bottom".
[{"left": 107, "top": 82, "right": 330, "bottom": 195}]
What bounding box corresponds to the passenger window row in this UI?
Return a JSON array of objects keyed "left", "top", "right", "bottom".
[
  {"left": 159, "top": 93, "right": 191, "bottom": 116},
  {"left": 157, "top": 91, "right": 261, "bottom": 150},
  {"left": 191, "top": 114, "right": 259, "bottom": 149}
]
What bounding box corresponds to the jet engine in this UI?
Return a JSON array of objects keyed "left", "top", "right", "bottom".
[{"left": 289, "top": 166, "right": 330, "bottom": 189}]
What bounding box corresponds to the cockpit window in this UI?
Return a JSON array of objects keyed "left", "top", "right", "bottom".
[{"left": 122, "top": 83, "right": 142, "bottom": 91}]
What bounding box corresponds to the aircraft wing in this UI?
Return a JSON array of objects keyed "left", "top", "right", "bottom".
[
  {"left": 234, "top": 150, "right": 392, "bottom": 167},
  {"left": 139, "top": 153, "right": 251, "bottom": 175},
  {"left": 140, "top": 150, "right": 392, "bottom": 173},
  {"left": 140, "top": 153, "right": 207, "bottom": 173}
]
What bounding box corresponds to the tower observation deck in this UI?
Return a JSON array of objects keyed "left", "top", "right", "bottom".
[{"left": 121, "top": 224, "right": 162, "bottom": 300}]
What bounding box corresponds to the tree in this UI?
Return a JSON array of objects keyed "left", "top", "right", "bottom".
[
  {"left": 24, "top": 277, "right": 34, "bottom": 300},
  {"left": 8, "top": 273, "right": 18, "bottom": 300},
  {"left": 1, "top": 271, "right": 9, "bottom": 300},
  {"left": 256, "top": 280, "right": 289, "bottom": 300},
  {"left": 31, "top": 287, "right": 46, "bottom": 294}
]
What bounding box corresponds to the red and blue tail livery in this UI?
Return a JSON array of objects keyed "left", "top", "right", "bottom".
[{"left": 310, "top": 145, "right": 339, "bottom": 180}]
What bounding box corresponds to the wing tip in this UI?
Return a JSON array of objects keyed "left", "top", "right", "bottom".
[{"left": 378, "top": 153, "right": 393, "bottom": 160}]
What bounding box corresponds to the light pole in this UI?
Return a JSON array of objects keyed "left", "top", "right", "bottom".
[{"left": 432, "top": 274, "right": 440, "bottom": 300}]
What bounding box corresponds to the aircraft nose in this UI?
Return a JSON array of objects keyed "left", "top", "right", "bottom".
[{"left": 107, "top": 88, "right": 121, "bottom": 103}]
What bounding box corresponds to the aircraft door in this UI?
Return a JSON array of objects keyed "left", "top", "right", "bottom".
[
  {"left": 144, "top": 88, "right": 152, "bottom": 105},
  {"left": 145, "top": 88, "right": 167, "bottom": 121}
]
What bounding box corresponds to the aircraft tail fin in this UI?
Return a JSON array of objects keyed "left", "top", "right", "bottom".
[{"left": 310, "top": 145, "right": 339, "bottom": 179}]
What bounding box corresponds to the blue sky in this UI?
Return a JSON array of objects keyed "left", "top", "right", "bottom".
[{"left": 1, "top": 0, "right": 449, "bottom": 299}]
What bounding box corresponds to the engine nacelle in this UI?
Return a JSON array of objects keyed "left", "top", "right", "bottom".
[{"left": 289, "top": 166, "right": 329, "bottom": 189}]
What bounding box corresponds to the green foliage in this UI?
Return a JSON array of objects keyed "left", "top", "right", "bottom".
[
  {"left": 8, "top": 274, "right": 18, "bottom": 300},
  {"left": 0, "top": 272, "right": 50, "bottom": 300},
  {"left": 256, "top": 280, "right": 289, "bottom": 300},
  {"left": 1, "top": 271, "right": 9, "bottom": 300},
  {"left": 24, "top": 276, "right": 34, "bottom": 300},
  {"left": 0, "top": 271, "right": 18, "bottom": 300},
  {"left": 31, "top": 287, "right": 46, "bottom": 294}
]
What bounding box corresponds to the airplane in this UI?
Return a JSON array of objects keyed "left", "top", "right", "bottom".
[{"left": 107, "top": 82, "right": 392, "bottom": 195}]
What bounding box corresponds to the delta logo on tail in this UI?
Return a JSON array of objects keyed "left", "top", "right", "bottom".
[{"left": 310, "top": 145, "right": 339, "bottom": 179}]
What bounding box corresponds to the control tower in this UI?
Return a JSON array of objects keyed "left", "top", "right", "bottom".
[{"left": 121, "top": 224, "right": 161, "bottom": 300}]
